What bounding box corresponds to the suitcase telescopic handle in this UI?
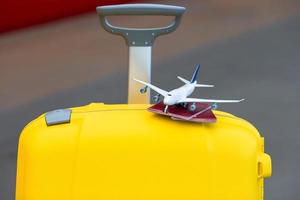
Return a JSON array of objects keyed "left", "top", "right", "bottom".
[
  {"left": 96, "top": 4, "right": 185, "bottom": 46},
  {"left": 96, "top": 4, "right": 185, "bottom": 104}
]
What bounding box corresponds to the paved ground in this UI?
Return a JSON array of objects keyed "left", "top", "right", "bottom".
[{"left": 0, "top": 0, "right": 299, "bottom": 199}]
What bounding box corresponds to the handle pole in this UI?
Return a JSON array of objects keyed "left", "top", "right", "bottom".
[
  {"left": 128, "top": 47, "right": 151, "bottom": 104},
  {"left": 97, "top": 4, "right": 185, "bottom": 104}
]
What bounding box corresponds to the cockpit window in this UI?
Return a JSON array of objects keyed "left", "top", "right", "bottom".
[{"left": 167, "top": 94, "right": 172, "bottom": 96}]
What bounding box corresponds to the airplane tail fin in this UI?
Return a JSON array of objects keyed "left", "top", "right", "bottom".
[{"left": 190, "top": 64, "right": 201, "bottom": 83}]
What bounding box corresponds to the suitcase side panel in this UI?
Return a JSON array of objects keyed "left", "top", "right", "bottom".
[{"left": 15, "top": 116, "right": 82, "bottom": 200}]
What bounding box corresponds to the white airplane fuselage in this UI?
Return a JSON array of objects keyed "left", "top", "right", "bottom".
[
  {"left": 134, "top": 64, "right": 243, "bottom": 107},
  {"left": 163, "top": 82, "right": 196, "bottom": 105}
]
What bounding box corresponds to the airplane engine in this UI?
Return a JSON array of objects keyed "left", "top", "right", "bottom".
[
  {"left": 189, "top": 103, "right": 197, "bottom": 111},
  {"left": 140, "top": 86, "right": 148, "bottom": 94},
  {"left": 153, "top": 94, "right": 161, "bottom": 102}
]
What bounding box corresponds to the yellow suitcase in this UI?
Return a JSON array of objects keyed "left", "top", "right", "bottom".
[{"left": 15, "top": 4, "right": 272, "bottom": 200}]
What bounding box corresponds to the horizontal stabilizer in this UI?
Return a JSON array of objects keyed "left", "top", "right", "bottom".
[{"left": 177, "top": 76, "right": 190, "bottom": 84}]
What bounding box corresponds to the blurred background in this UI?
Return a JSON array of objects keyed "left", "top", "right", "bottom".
[{"left": 0, "top": 0, "right": 299, "bottom": 199}]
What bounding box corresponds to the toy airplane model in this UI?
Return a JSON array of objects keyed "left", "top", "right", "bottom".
[{"left": 134, "top": 64, "right": 244, "bottom": 123}]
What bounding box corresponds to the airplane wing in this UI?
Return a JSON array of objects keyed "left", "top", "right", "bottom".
[
  {"left": 178, "top": 98, "right": 245, "bottom": 103},
  {"left": 195, "top": 84, "right": 214, "bottom": 88},
  {"left": 134, "top": 79, "right": 168, "bottom": 97}
]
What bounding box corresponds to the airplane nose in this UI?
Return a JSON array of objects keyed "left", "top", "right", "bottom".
[
  {"left": 163, "top": 97, "right": 173, "bottom": 105},
  {"left": 163, "top": 97, "right": 170, "bottom": 105},
  {"left": 163, "top": 98, "right": 169, "bottom": 105}
]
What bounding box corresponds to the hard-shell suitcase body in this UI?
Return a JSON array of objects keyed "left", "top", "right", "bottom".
[
  {"left": 15, "top": 4, "right": 272, "bottom": 200},
  {"left": 16, "top": 104, "right": 271, "bottom": 200}
]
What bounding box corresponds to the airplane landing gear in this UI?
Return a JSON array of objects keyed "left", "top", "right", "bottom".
[
  {"left": 164, "top": 105, "right": 169, "bottom": 113},
  {"left": 180, "top": 102, "right": 188, "bottom": 108}
]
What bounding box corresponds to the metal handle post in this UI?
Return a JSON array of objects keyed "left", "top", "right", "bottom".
[{"left": 97, "top": 4, "right": 185, "bottom": 103}]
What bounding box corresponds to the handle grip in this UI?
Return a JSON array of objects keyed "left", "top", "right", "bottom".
[
  {"left": 97, "top": 4, "right": 185, "bottom": 16},
  {"left": 96, "top": 4, "right": 186, "bottom": 46}
]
